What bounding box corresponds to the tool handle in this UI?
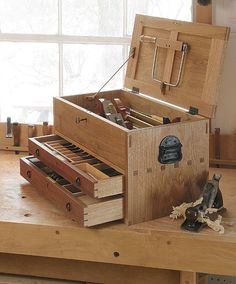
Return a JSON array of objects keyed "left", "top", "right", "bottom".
[{"left": 12, "top": 122, "right": 21, "bottom": 146}]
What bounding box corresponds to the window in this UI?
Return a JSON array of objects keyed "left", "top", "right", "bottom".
[{"left": 0, "top": 0, "right": 192, "bottom": 124}]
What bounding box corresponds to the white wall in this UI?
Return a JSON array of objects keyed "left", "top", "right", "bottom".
[{"left": 211, "top": 0, "right": 236, "bottom": 134}]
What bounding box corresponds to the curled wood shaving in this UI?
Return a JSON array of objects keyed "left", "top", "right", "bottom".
[
  {"left": 205, "top": 208, "right": 218, "bottom": 214},
  {"left": 170, "top": 198, "right": 203, "bottom": 220},
  {"left": 198, "top": 214, "right": 224, "bottom": 234},
  {"left": 170, "top": 198, "right": 225, "bottom": 234},
  {"left": 169, "top": 202, "right": 191, "bottom": 220},
  {"left": 193, "top": 197, "right": 203, "bottom": 207}
]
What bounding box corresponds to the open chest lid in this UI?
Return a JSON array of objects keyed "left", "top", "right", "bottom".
[{"left": 124, "top": 14, "right": 230, "bottom": 118}]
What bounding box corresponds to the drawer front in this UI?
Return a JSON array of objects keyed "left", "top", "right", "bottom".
[
  {"left": 54, "top": 97, "right": 127, "bottom": 172},
  {"left": 29, "top": 135, "right": 124, "bottom": 199},
  {"left": 20, "top": 157, "right": 124, "bottom": 227}
]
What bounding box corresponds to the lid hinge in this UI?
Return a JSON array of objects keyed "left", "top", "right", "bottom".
[
  {"left": 189, "top": 106, "right": 199, "bottom": 115},
  {"left": 132, "top": 87, "right": 140, "bottom": 94}
]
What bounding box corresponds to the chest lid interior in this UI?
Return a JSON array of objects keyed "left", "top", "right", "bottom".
[{"left": 124, "top": 14, "right": 230, "bottom": 118}]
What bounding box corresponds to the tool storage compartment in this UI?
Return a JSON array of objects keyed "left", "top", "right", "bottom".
[
  {"left": 21, "top": 15, "right": 229, "bottom": 226},
  {"left": 28, "top": 134, "right": 124, "bottom": 198},
  {"left": 55, "top": 91, "right": 209, "bottom": 224},
  {"left": 54, "top": 15, "right": 229, "bottom": 225},
  {"left": 20, "top": 156, "right": 123, "bottom": 227}
]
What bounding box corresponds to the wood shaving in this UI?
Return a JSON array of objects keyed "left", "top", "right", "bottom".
[
  {"left": 170, "top": 198, "right": 225, "bottom": 234},
  {"left": 170, "top": 198, "right": 203, "bottom": 220},
  {"left": 193, "top": 197, "right": 203, "bottom": 207},
  {"left": 198, "top": 214, "right": 224, "bottom": 234},
  {"left": 170, "top": 202, "right": 191, "bottom": 219},
  {"left": 205, "top": 208, "right": 218, "bottom": 214}
]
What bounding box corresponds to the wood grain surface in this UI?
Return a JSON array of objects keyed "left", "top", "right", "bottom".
[
  {"left": 0, "top": 253, "right": 179, "bottom": 284},
  {"left": 0, "top": 122, "right": 54, "bottom": 152},
  {"left": 54, "top": 97, "right": 128, "bottom": 173},
  {"left": 0, "top": 151, "right": 236, "bottom": 278},
  {"left": 125, "top": 15, "right": 230, "bottom": 118}
]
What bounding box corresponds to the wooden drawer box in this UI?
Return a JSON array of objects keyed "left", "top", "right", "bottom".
[
  {"left": 20, "top": 156, "right": 123, "bottom": 227},
  {"left": 54, "top": 15, "right": 230, "bottom": 225},
  {"left": 28, "top": 134, "right": 124, "bottom": 199}
]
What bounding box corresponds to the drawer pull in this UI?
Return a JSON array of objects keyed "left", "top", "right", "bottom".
[
  {"left": 66, "top": 202, "right": 71, "bottom": 212},
  {"left": 75, "top": 116, "right": 87, "bottom": 124},
  {"left": 76, "top": 177, "right": 81, "bottom": 185},
  {"left": 35, "top": 149, "right": 40, "bottom": 157},
  {"left": 27, "top": 170, "right": 32, "bottom": 178}
]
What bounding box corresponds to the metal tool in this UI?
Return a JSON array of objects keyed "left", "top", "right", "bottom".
[
  {"left": 181, "top": 174, "right": 225, "bottom": 232},
  {"left": 5, "top": 117, "right": 12, "bottom": 138},
  {"left": 12, "top": 122, "right": 21, "bottom": 147},
  {"left": 99, "top": 98, "right": 127, "bottom": 128},
  {"left": 140, "top": 35, "right": 189, "bottom": 92},
  {"left": 28, "top": 124, "right": 36, "bottom": 138},
  {"left": 42, "top": 121, "right": 50, "bottom": 135}
]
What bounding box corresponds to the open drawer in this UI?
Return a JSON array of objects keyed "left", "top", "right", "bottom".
[
  {"left": 20, "top": 156, "right": 123, "bottom": 227},
  {"left": 28, "top": 135, "right": 124, "bottom": 199}
]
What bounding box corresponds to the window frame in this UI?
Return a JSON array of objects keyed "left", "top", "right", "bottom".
[{"left": 0, "top": 0, "right": 194, "bottom": 121}]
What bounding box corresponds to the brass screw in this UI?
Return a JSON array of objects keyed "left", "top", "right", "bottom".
[
  {"left": 27, "top": 171, "right": 31, "bottom": 178},
  {"left": 35, "top": 149, "right": 40, "bottom": 157},
  {"left": 76, "top": 177, "right": 81, "bottom": 185},
  {"left": 66, "top": 202, "right": 71, "bottom": 212}
]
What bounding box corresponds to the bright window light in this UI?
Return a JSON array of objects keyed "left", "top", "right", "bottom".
[{"left": 0, "top": 0, "right": 192, "bottom": 124}]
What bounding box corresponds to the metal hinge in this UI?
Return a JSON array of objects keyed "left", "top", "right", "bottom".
[
  {"left": 189, "top": 106, "right": 199, "bottom": 115},
  {"left": 132, "top": 87, "right": 139, "bottom": 94}
]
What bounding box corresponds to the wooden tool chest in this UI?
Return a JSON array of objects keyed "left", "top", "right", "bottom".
[
  {"left": 20, "top": 156, "right": 123, "bottom": 227},
  {"left": 20, "top": 15, "right": 229, "bottom": 226}
]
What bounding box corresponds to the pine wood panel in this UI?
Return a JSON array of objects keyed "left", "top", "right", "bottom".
[
  {"left": 0, "top": 253, "right": 180, "bottom": 284},
  {"left": 1, "top": 218, "right": 236, "bottom": 277},
  {"left": 209, "top": 133, "right": 236, "bottom": 166},
  {"left": 53, "top": 97, "right": 127, "bottom": 173},
  {"left": 127, "top": 119, "right": 209, "bottom": 224},
  {"left": 0, "top": 274, "right": 79, "bottom": 284},
  {"left": 130, "top": 15, "right": 228, "bottom": 39},
  {"left": 202, "top": 39, "right": 228, "bottom": 105},
  {"left": 163, "top": 31, "right": 179, "bottom": 89},
  {"left": 125, "top": 15, "right": 230, "bottom": 118}
]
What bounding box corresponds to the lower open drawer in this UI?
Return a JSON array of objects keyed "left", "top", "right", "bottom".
[
  {"left": 28, "top": 135, "right": 124, "bottom": 199},
  {"left": 20, "top": 156, "right": 124, "bottom": 227}
]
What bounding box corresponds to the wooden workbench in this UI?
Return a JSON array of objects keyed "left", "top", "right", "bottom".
[{"left": 0, "top": 151, "right": 236, "bottom": 284}]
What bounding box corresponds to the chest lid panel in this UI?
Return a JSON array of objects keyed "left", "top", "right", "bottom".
[{"left": 125, "top": 15, "right": 230, "bottom": 118}]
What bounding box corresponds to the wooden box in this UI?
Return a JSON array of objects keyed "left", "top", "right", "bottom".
[
  {"left": 53, "top": 15, "right": 229, "bottom": 225},
  {"left": 20, "top": 156, "right": 123, "bottom": 227},
  {"left": 27, "top": 135, "right": 124, "bottom": 199},
  {"left": 21, "top": 15, "right": 230, "bottom": 226}
]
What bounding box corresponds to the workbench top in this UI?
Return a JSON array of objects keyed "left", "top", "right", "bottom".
[{"left": 0, "top": 150, "right": 236, "bottom": 277}]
